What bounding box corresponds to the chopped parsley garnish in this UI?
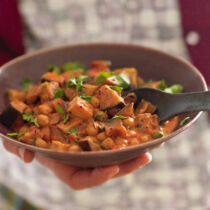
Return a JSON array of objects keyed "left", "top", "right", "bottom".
[
  {"left": 79, "top": 93, "right": 92, "bottom": 102},
  {"left": 110, "top": 86, "right": 123, "bottom": 91},
  {"left": 22, "top": 78, "right": 34, "bottom": 92},
  {"left": 95, "top": 114, "right": 105, "bottom": 121},
  {"left": 22, "top": 110, "right": 39, "bottom": 127},
  {"left": 164, "top": 84, "right": 183, "bottom": 94},
  {"left": 55, "top": 106, "right": 69, "bottom": 123},
  {"left": 179, "top": 116, "right": 190, "bottom": 126},
  {"left": 54, "top": 89, "right": 66, "bottom": 100},
  {"left": 114, "top": 73, "right": 130, "bottom": 89},
  {"left": 143, "top": 79, "right": 153, "bottom": 85},
  {"left": 158, "top": 80, "right": 168, "bottom": 90},
  {"left": 66, "top": 127, "right": 77, "bottom": 136},
  {"left": 66, "top": 75, "right": 89, "bottom": 91},
  {"left": 61, "top": 62, "right": 86, "bottom": 73},
  {"left": 7, "top": 132, "right": 25, "bottom": 140},
  {"left": 74, "top": 140, "right": 79, "bottom": 144},
  {"left": 48, "top": 64, "right": 61, "bottom": 74},
  {"left": 96, "top": 72, "right": 114, "bottom": 84},
  {"left": 111, "top": 115, "right": 127, "bottom": 120},
  {"left": 152, "top": 131, "right": 163, "bottom": 139}
]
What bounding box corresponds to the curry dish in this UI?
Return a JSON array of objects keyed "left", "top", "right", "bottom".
[{"left": 0, "top": 61, "right": 183, "bottom": 151}]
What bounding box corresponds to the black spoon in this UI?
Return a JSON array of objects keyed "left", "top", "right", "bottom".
[{"left": 130, "top": 88, "right": 210, "bottom": 123}]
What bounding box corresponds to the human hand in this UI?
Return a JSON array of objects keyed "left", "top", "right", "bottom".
[{"left": 2, "top": 139, "right": 152, "bottom": 190}]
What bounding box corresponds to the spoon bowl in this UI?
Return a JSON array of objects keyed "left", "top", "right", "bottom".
[{"left": 131, "top": 88, "right": 210, "bottom": 122}]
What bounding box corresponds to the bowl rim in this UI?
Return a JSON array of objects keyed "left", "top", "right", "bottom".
[{"left": 0, "top": 42, "right": 208, "bottom": 157}]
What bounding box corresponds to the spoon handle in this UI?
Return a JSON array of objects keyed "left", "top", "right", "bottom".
[{"left": 172, "top": 91, "right": 210, "bottom": 113}]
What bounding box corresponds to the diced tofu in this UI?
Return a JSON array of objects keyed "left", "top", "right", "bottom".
[
  {"left": 26, "top": 85, "right": 42, "bottom": 104},
  {"left": 49, "top": 98, "right": 64, "bottom": 110},
  {"left": 105, "top": 119, "right": 127, "bottom": 137},
  {"left": 135, "top": 100, "right": 157, "bottom": 115},
  {"left": 41, "top": 72, "right": 64, "bottom": 85},
  {"left": 67, "top": 97, "right": 93, "bottom": 119},
  {"left": 97, "top": 85, "right": 124, "bottom": 110},
  {"left": 135, "top": 113, "right": 160, "bottom": 135},
  {"left": 40, "top": 82, "right": 59, "bottom": 103},
  {"left": 61, "top": 72, "right": 82, "bottom": 82},
  {"left": 11, "top": 100, "right": 28, "bottom": 113},
  {"left": 117, "top": 103, "right": 134, "bottom": 116},
  {"left": 82, "top": 84, "right": 98, "bottom": 96},
  {"left": 8, "top": 89, "right": 26, "bottom": 102},
  {"left": 49, "top": 113, "right": 61, "bottom": 125},
  {"left": 38, "top": 104, "right": 53, "bottom": 115},
  {"left": 57, "top": 118, "right": 82, "bottom": 132},
  {"left": 51, "top": 140, "right": 69, "bottom": 151},
  {"left": 40, "top": 126, "right": 51, "bottom": 142},
  {"left": 64, "top": 87, "right": 77, "bottom": 100}
]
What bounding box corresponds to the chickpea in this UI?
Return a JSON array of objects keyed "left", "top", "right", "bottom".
[
  {"left": 91, "top": 96, "right": 100, "bottom": 108},
  {"left": 35, "top": 137, "right": 48, "bottom": 148},
  {"left": 86, "top": 124, "right": 99, "bottom": 136},
  {"left": 127, "top": 130, "right": 137, "bottom": 137},
  {"left": 97, "top": 132, "right": 106, "bottom": 141},
  {"left": 37, "top": 114, "right": 49, "bottom": 127},
  {"left": 141, "top": 135, "right": 149, "bottom": 142},
  {"left": 123, "top": 117, "right": 135, "bottom": 128},
  {"left": 69, "top": 144, "right": 82, "bottom": 152},
  {"left": 38, "top": 104, "right": 52, "bottom": 115},
  {"left": 129, "top": 138, "right": 139, "bottom": 146},
  {"left": 101, "top": 137, "right": 115, "bottom": 149},
  {"left": 115, "top": 137, "right": 128, "bottom": 145}
]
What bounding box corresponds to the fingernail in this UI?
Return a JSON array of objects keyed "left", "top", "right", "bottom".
[
  {"left": 18, "top": 147, "right": 25, "bottom": 160},
  {"left": 145, "top": 152, "right": 152, "bottom": 163}
]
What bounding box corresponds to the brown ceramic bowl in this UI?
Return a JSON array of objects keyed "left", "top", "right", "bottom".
[{"left": 0, "top": 43, "right": 207, "bottom": 168}]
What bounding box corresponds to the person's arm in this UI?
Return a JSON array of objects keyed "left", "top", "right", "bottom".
[{"left": 2, "top": 140, "right": 151, "bottom": 190}]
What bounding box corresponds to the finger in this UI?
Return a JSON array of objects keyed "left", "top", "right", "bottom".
[
  {"left": 69, "top": 165, "right": 119, "bottom": 190},
  {"left": 114, "top": 152, "right": 152, "bottom": 178},
  {"left": 3, "top": 140, "right": 34, "bottom": 163},
  {"left": 36, "top": 154, "right": 119, "bottom": 190}
]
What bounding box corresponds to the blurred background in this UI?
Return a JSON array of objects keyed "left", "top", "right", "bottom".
[{"left": 0, "top": 0, "right": 210, "bottom": 209}]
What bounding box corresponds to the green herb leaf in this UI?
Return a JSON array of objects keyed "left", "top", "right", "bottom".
[
  {"left": 179, "top": 116, "right": 190, "bottom": 126},
  {"left": 22, "top": 78, "right": 34, "bottom": 92},
  {"left": 55, "top": 106, "right": 69, "bottom": 124},
  {"left": 7, "top": 132, "right": 25, "bottom": 140},
  {"left": 48, "top": 64, "right": 61, "bottom": 74},
  {"left": 66, "top": 75, "right": 89, "bottom": 91},
  {"left": 54, "top": 89, "right": 66, "bottom": 100},
  {"left": 95, "top": 115, "right": 105, "bottom": 121},
  {"left": 61, "top": 62, "right": 85, "bottom": 73},
  {"left": 111, "top": 115, "right": 127, "bottom": 120},
  {"left": 74, "top": 140, "right": 79, "bottom": 144},
  {"left": 79, "top": 93, "right": 92, "bottom": 102},
  {"left": 143, "top": 79, "right": 153, "bottom": 85},
  {"left": 22, "top": 111, "right": 39, "bottom": 127},
  {"left": 67, "top": 127, "right": 77, "bottom": 136},
  {"left": 110, "top": 86, "right": 123, "bottom": 91},
  {"left": 158, "top": 80, "right": 168, "bottom": 90},
  {"left": 164, "top": 84, "right": 183, "bottom": 94},
  {"left": 152, "top": 131, "right": 163, "bottom": 139},
  {"left": 96, "top": 72, "right": 114, "bottom": 84},
  {"left": 114, "top": 73, "right": 130, "bottom": 89}
]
